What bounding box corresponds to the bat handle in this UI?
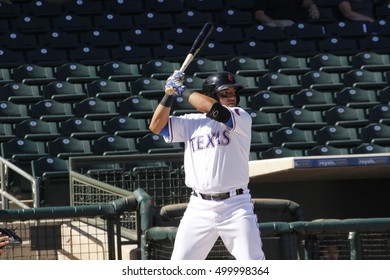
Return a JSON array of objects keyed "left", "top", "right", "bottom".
[{"left": 179, "top": 54, "right": 194, "bottom": 73}]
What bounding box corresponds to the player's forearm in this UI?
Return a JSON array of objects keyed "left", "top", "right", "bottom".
[
  {"left": 188, "top": 91, "right": 216, "bottom": 114},
  {"left": 149, "top": 104, "right": 171, "bottom": 134}
]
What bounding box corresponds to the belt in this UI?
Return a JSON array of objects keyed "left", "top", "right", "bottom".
[{"left": 192, "top": 188, "right": 244, "bottom": 201}]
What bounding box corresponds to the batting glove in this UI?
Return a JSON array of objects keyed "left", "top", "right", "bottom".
[{"left": 165, "top": 70, "right": 186, "bottom": 96}]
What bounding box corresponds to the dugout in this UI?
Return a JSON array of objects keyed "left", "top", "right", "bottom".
[{"left": 248, "top": 153, "right": 390, "bottom": 221}]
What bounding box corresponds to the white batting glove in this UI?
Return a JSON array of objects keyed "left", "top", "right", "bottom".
[{"left": 165, "top": 70, "right": 186, "bottom": 96}]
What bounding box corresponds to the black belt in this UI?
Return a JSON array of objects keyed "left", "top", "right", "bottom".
[{"left": 192, "top": 188, "right": 244, "bottom": 201}]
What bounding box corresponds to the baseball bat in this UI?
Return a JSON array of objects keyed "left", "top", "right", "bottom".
[{"left": 179, "top": 22, "right": 214, "bottom": 72}]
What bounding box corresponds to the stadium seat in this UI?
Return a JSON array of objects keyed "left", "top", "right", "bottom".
[
  {"left": 31, "top": 156, "right": 70, "bottom": 206},
  {"left": 13, "top": 118, "right": 61, "bottom": 141},
  {"left": 47, "top": 136, "right": 93, "bottom": 159},
  {"left": 26, "top": 47, "right": 69, "bottom": 67},
  {"left": 377, "top": 86, "right": 390, "bottom": 103},
  {"left": 305, "top": 145, "right": 349, "bottom": 156},
  {"left": 317, "top": 37, "right": 359, "bottom": 56},
  {"left": 68, "top": 46, "right": 111, "bottom": 66},
  {"left": 367, "top": 104, "right": 390, "bottom": 125},
  {"left": 324, "top": 106, "right": 370, "bottom": 128},
  {"left": 0, "top": 1, "right": 21, "bottom": 19},
  {"left": 92, "top": 135, "right": 138, "bottom": 156},
  {"left": 267, "top": 55, "right": 311, "bottom": 75},
  {"left": 280, "top": 108, "right": 327, "bottom": 130},
  {"left": 291, "top": 88, "right": 336, "bottom": 111},
  {"left": 73, "top": 97, "right": 119, "bottom": 121},
  {"left": 225, "top": 0, "right": 255, "bottom": 10},
  {"left": 122, "top": 27, "right": 162, "bottom": 46},
  {"left": 197, "top": 41, "right": 236, "bottom": 61},
  {"left": 284, "top": 22, "right": 329, "bottom": 40},
  {"left": 0, "top": 123, "right": 16, "bottom": 143},
  {"left": 164, "top": 26, "right": 203, "bottom": 44},
  {"left": 276, "top": 38, "right": 318, "bottom": 57},
  {"left": 144, "top": 0, "right": 185, "bottom": 12},
  {"left": 41, "top": 80, "right": 87, "bottom": 103},
  {"left": 11, "top": 64, "right": 56, "bottom": 85},
  {"left": 62, "top": 0, "right": 104, "bottom": 15},
  {"left": 247, "top": 110, "right": 282, "bottom": 131},
  {"left": 59, "top": 117, "right": 105, "bottom": 140},
  {"left": 0, "top": 68, "right": 13, "bottom": 85},
  {"left": 117, "top": 96, "right": 159, "bottom": 119},
  {"left": 300, "top": 70, "right": 344, "bottom": 91},
  {"left": 0, "top": 82, "right": 42, "bottom": 104},
  {"left": 258, "top": 72, "right": 302, "bottom": 93},
  {"left": 0, "top": 48, "right": 25, "bottom": 68},
  {"left": 250, "top": 130, "right": 273, "bottom": 152},
  {"left": 103, "top": 116, "right": 150, "bottom": 138},
  {"left": 1, "top": 137, "right": 47, "bottom": 162},
  {"left": 0, "top": 31, "right": 38, "bottom": 50},
  {"left": 314, "top": 125, "right": 362, "bottom": 148},
  {"left": 259, "top": 146, "right": 304, "bottom": 159},
  {"left": 55, "top": 63, "right": 99, "bottom": 83},
  {"left": 152, "top": 42, "right": 190, "bottom": 62},
  {"left": 133, "top": 11, "right": 174, "bottom": 30},
  {"left": 271, "top": 127, "right": 318, "bottom": 149},
  {"left": 171, "top": 96, "right": 197, "bottom": 116},
  {"left": 141, "top": 59, "right": 181, "bottom": 80},
  {"left": 224, "top": 56, "right": 269, "bottom": 77},
  {"left": 128, "top": 77, "right": 165, "bottom": 99},
  {"left": 102, "top": 0, "right": 145, "bottom": 15},
  {"left": 350, "top": 51, "right": 390, "bottom": 71},
  {"left": 93, "top": 12, "right": 134, "bottom": 31},
  {"left": 335, "top": 87, "right": 380, "bottom": 109},
  {"left": 183, "top": 58, "right": 225, "bottom": 78},
  {"left": 342, "top": 69, "right": 387, "bottom": 90},
  {"left": 136, "top": 133, "right": 183, "bottom": 154},
  {"left": 350, "top": 143, "right": 390, "bottom": 154},
  {"left": 98, "top": 60, "right": 142, "bottom": 82},
  {"left": 174, "top": 9, "right": 214, "bottom": 28},
  {"left": 79, "top": 29, "right": 121, "bottom": 48},
  {"left": 326, "top": 21, "right": 368, "bottom": 38},
  {"left": 37, "top": 30, "right": 79, "bottom": 49},
  {"left": 233, "top": 75, "right": 260, "bottom": 96},
  {"left": 374, "top": 4, "right": 390, "bottom": 19},
  {"left": 85, "top": 79, "right": 131, "bottom": 101},
  {"left": 245, "top": 24, "right": 286, "bottom": 42},
  {"left": 235, "top": 40, "right": 278, "bottom": 59},
  {"left": 248, "top": 90, "right": 293, "bottom": 113},
  {"left": 360, "top": 123, "right": 390, "bottom": 145},
  {"left": 214, "top": 8, "right": 255, "bottom": 26},
  {"left": 9, "top": 15, "right": 50, "bottom": 34},
  {"left": 358, "top": 34, "right": 390, "bottom": 54},
  {"left": 0, "top": 100, "right": 29, "bottom": 124},
  {"left": 185, "top": 0, "right": 224, "bottom": 11},
  {"left": 29, "top": 99, "right": 75, "bottom": 122},
  {"left": 52, "top": 13, "right": 93, "bottom": 32},
  {"left": 308, "top": 53, "right": 353, "bottom": 73},
  {"left": 183, "top": 76, "right": 204, "bottom": 91},
  {"left": 209, "top": 25, "right": 245, "bottom": 44}
]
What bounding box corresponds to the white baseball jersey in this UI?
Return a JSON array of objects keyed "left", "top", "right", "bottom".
[{"left": 163, "top": 106, "right": 252, "bottom": 193}]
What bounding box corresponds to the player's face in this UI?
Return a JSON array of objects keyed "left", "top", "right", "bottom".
[{"left": 216, "top": 87, "right": 237, "bottom": 107}]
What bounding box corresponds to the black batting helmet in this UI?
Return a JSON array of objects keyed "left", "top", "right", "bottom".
[{"left": 201, "top": 71, "right": 244, "bottom": 105}]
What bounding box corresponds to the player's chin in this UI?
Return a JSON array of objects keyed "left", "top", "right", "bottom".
[{"left": 226, "top": 102, "right": 237, "bottom": 107}]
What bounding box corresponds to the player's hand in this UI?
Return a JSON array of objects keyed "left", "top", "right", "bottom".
[
  {"left": 165, "top": 70, "right": 186, "bottom": 96},
  {"left": 0, "top": 235, "right": 10, "bottom": 254}
]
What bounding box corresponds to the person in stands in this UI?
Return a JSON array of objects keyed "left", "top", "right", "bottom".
[
  {"left": 337, "top": 0, "right": 389, "bottom": 23},
  {"left": 253, "top": 0, "right": 320, "bottom": 29}
]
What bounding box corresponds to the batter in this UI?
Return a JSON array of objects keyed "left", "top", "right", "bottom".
[{"left": 149, "top": 71, "right": 265, "bottom": 260}]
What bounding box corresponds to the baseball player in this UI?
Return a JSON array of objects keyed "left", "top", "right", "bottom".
[{"left": 149, "top": 70, "right": 265, "bottom": 260}]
